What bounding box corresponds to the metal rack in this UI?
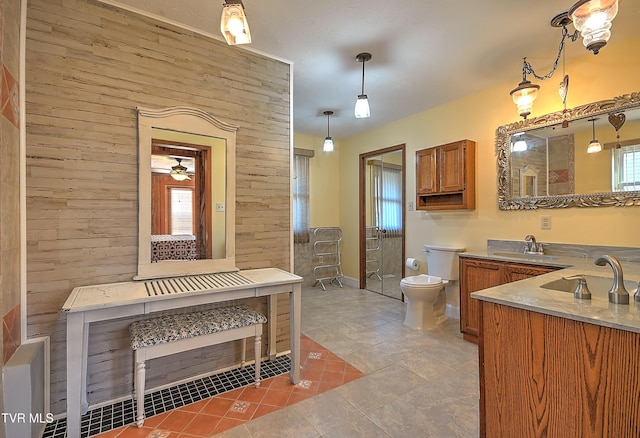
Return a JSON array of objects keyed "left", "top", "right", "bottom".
[
  {"left": 365, "top": 226, "right": 382, "bottom": 280},
  {"left": 312, "top": 227, "right": 343, "bottom": 290}
]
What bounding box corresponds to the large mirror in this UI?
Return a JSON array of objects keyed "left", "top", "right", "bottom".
[
  {"left": 136, "top": 106, "right": 237, "bottom": 280},
  {"left": 497, "top": 91, "right": 640, "bottom": 209}
]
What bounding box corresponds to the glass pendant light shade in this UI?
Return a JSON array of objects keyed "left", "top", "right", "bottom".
[
  {"left": 512, "top": 139, "right": 528, "bottom": 152},
  {"left": 221, "top": 1, "right": 251, "bottom": 45},
  {"left": 587, "top": 118, "right": 602, "bottom": 153},
  {"left": 354, "top": 95, "right": 370, "bottom": 119},
  {"left": 323, "top": 137, "right": 334, "bottom": 152},
  {"left": 323, "top": 110, "right": 334, "bottom": 152},
  {"left": 510, "top": 79, "right": 540, "bottom": 119},
  {"left": 569, "top": 0, "right": 618, "bottom": 54},
  {"left": 587, "top": 140, "right": 602, "bottom": 153}
]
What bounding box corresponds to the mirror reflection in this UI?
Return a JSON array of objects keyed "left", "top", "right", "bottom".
[
  {"left": 150, "top": 129, "right": 227, "bottom": 262},
  {"left": 136, "top": 107, "right": 237, "bottom": 280},
  {"left": 497, "top": 91, "right": 640, "bottom": 209}
]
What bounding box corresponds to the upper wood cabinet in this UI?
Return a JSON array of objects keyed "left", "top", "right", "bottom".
[{"left": 416, "top": 139, "right": 475, "bottom": 210}]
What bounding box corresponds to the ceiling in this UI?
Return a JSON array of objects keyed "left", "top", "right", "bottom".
[{"left": 108, "top": 0, "right": 640, "bottom": 140}]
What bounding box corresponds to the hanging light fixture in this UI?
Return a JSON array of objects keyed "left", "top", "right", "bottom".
[
  {"left": 509, "top": 1, "right": 620, "bottom": 119},
  {"left": 170, "top": 158, "right": 192, "bottom": 181},
  {"left": 220, "top": 0, "right": 251, "bottom": 45},
  {"left": 511, "top": 133, "right": 528, "bottom": 152},
  {"left": 354, "top": 52, "right": 372, "bottom": 119},
  {"left": 569, "top": 0, "right": 618, "bottom": 54},
  {"left": 323, "top": 111, "right": 334, "bottom": 152},
  {"left": 587, "top": 118, "right": 602, "bottom": 153}
]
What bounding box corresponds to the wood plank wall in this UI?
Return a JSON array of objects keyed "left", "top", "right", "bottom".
[{"left": 25, "top": 0, "right": 291, "bottom": 414}]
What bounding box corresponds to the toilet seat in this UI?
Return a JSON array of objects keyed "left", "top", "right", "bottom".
[{"left": 401, "top": 274, "right": 444, "bottom": 288}]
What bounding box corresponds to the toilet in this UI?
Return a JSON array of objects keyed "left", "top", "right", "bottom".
[{"left": 400, "top": 245, "right": 465, "bottom": 329}]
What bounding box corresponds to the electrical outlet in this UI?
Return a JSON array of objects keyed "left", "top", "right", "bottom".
[{"left": 541, "top": 216, "right": 551, "bottom": 230}]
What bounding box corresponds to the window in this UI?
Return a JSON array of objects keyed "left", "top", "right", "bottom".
[
  {"left": 369, "top": 162, "right": 402, "bottom": 235},
  {"left": 613, "top": 144, "right": 640, "bottom": 191},
  {"left": 169, "top": 187, "right": 194, "bottom": 234},
  {"left": 293, "top": 149, "right": 313, "bottom": 244}
]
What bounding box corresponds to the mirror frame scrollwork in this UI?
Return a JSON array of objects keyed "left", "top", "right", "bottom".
[
  {"left": 135, "top": 106, "right": 238, "bottom": 280},
  {"left": 497, "top": 91, "right": 640, "bottom": 210}
]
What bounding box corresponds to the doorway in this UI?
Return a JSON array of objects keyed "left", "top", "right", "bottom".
[{"left": 359, "top": 144, "right": 406, "bottom": 299}]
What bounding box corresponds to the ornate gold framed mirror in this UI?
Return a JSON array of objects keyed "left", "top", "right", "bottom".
[{"left": 497, "top": 91, "right": 640, "bottom": 209}]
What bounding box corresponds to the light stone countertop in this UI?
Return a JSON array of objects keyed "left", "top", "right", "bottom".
[{"left": 466, "top": 250, "right": 640, "bottom": 334}]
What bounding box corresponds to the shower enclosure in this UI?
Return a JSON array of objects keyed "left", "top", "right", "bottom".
[{"left": 359, "top": 145, "right": 405, "bottom": 299}]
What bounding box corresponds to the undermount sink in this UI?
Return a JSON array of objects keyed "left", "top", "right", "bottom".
[
  {"left": 540, "top": 275, "right": 638, "bottom": 297},
  {"left": 492, "top": 251, "right": 559, "bottom": 261}
]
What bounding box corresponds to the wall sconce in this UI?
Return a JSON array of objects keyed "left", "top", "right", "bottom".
[
  {"left": 220, "top": 0, "right": 251, "bottom": 45},
  {"left": 510, "top": 0, "right": 619, "bottom": 119},
  {"left": 323, "top": 111, "right": 334, "bottom": 152},
  {"left": 170, "top": 158, "right": 191, "bottom": 181},
  {"left": 587, "top": 118, "right": 602, "bottom": 153},
  {"left": 354, "top": 52, "right": 372, "bottom": 118}
]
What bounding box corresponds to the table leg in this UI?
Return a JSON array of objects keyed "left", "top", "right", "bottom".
[
  {"left": 289, "top": 283, "right": 301, "bottom": 384},
  {"left": 66, "top": 312, "right": 86, "bottom": 438}
]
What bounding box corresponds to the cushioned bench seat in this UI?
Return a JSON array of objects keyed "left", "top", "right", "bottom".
[{"left": 129, "top": 304, "right": 267, "bottom": 427}]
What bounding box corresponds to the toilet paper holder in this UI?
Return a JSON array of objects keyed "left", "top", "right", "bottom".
[{"left": 406, "top": 258, "right": 420, "bottom": 270}]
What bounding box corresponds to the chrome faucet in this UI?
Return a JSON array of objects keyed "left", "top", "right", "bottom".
[
  {"left": 594, "top": 255, "right": 629, "bottom": 304},
  {"left": 524, "top": 234, "right": 543, "bottom": 254}
]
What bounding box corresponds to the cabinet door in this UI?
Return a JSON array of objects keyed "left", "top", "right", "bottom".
[
  {"left": 460, "top": 258, "right": 504, "bottom": 343},
  {"left": 416, "top": 148, "right": 437, "bottom": 194},
  {"left": 439, "top": 141, "right": 465, "bottom": 192},
  {"left": 503, "top": 263, "right": 559, "bottom": 283}
]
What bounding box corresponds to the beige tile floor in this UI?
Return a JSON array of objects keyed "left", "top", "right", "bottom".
[{"left": 216, "top": 284, "right": 480, "bottom": 437}]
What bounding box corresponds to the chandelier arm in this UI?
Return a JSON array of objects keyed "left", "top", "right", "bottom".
[{"left": 523, "top": 26, "right": 579, "bottom": 81}]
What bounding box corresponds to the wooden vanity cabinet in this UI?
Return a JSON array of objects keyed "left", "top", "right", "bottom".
[
  {"left": 416, "top": 139, "right": 475, "bottom": 210},
  {"left": 479, "top": 302, "right": 640, "bottom": 437},
  {"left": 459, "top": 256, "right": 560, "bottom": 343}
]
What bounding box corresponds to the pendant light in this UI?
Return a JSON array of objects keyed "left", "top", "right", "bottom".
[
  {"left": 354, "top": 53, "right": 371, "bottom": 118},
  {"left": 170, "top": 158, "right": 191, "bottom": 181},
  {"left": 511, "top": 133, "right": 528, "bottom": 152},
  {"left": 587, "top": 118, "right": 602, "bottom": 154},
  {"left": 323, "top": 111, "right": 334, "bottom": 152},
  {"left": 569, "top": 0, "right": 618, "bottom": 55},
  {"left": 220, "top": 0, "right": 251, "bottom": 45}
]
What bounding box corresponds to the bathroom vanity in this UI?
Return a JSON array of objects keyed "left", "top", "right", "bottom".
[
  {"left": 470, "top": 249, "right": 640, "bottom": 437},
  {"left": 459, "top": 256, "right": 561, "bottom": 343}
]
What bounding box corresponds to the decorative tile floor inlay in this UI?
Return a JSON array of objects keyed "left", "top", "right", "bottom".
[{"left": 43, "top": 335, "right": 363, "bottom": 437}]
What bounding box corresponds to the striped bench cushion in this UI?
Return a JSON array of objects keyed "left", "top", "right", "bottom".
[{"left": 130, "top": 304, "right": 267, "bottom": 350}]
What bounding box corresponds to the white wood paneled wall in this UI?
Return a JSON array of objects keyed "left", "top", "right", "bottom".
[{"left": 25, "top": 0, "right": 291, "bottom": 414}]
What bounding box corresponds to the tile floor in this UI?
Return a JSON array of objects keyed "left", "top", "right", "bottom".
[{"left": 95, "top": 284, "right": 480, "bottom": 437}]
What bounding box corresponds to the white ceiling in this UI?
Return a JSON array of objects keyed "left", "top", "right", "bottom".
[{"left": 108, "top": 0, "right": 640, "bottom": 140}]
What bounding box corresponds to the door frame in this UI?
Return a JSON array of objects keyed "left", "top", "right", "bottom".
[{"left": 358, "top": 144, "right": 406, "bottom": 290}]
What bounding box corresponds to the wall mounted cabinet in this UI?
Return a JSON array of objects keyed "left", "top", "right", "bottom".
[
  {"left": 459, "top": 256, "right": 560, "bottom": 343},
  {"left": 416, "top": 139, "right": 476, "bottom": 210}
]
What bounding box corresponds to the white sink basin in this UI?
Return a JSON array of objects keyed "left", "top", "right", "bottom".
[
  {"left": 493, "top": 251, "right": 559, "bottom": 261},
  {"left": 540, "top": 275, "right": 638, "bottom": 297}
]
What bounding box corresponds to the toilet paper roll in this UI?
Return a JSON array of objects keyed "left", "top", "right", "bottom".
[{"left": 405, "top": 257, "right": 420, "bottom": 270}]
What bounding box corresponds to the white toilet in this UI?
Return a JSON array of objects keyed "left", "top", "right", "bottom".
[{"left": 400, "top": 245, "right": 465, "bottom": 329}]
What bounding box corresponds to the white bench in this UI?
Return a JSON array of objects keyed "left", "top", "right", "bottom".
[{"left": 129, "top": 304, "right": 267, "bottom": 427}]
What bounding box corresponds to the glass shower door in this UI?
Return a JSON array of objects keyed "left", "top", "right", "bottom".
[{"left": 364, "top": 149, "right": 404, "bottom": 299}]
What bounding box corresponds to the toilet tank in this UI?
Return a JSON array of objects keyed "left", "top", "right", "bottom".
[{"left": 424, "top": 245, "right": 465, "bottom": 280}]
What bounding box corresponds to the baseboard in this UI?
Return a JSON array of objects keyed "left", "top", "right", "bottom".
[
  {"left": 341, "top": 276, "right": 359, "bottom": 288},
  {"left": 445, "top": 304, "right": 460, "bottom": 320}
]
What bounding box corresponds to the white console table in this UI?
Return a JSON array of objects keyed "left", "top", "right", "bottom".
[{"left": 62, "top": 268, "right": 302, "bottom": 438}]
